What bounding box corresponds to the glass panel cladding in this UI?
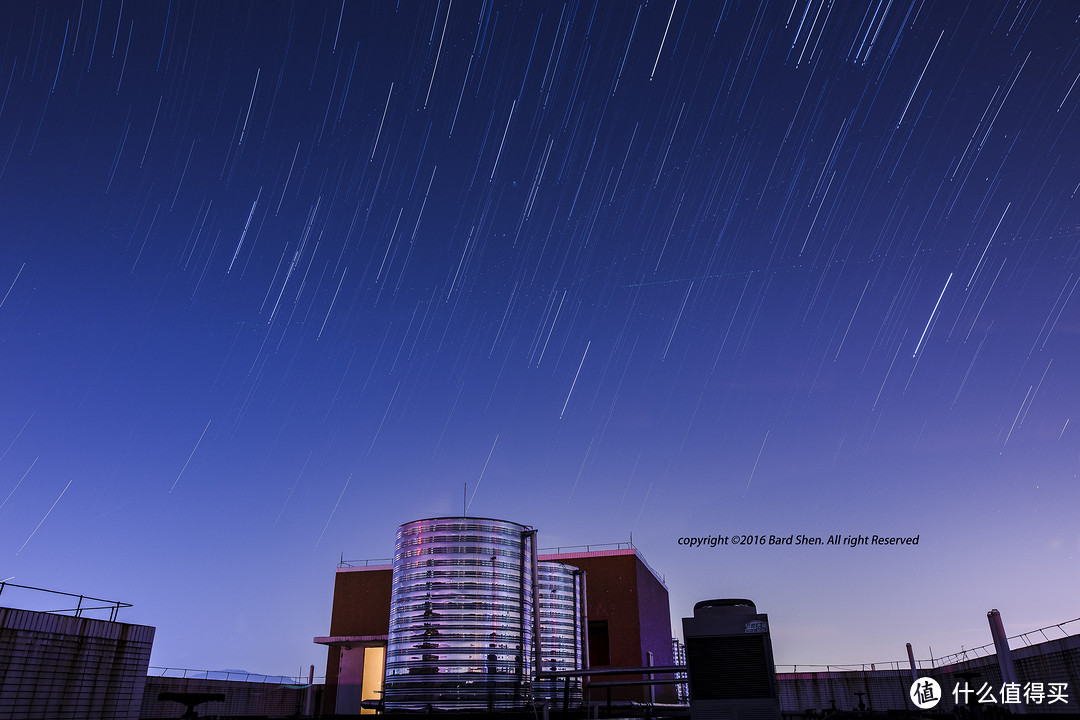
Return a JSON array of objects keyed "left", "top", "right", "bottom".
[
  {"left": 535, "top": 561, "right": 583, "bottom": 706},
  {"left": 384, "top": 517, "right": 535, "bottom": 710}
]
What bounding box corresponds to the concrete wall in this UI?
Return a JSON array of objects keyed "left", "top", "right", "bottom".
[
  {"left": 776, "top": 633, "right": 1080, "bottom": 715},
  {"left": 0, "top": 607, "right": 154, "bottom": 720},
  {"left": 778, "top": 668, "right": 912, "bottom": 713},
  {"left": 139, "top": 676, "right": 315, "bottom": 718}
]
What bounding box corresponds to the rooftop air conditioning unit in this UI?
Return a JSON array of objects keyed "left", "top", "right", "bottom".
[{"left": 682, "top": 599, "right": 781, "bottom": 720}]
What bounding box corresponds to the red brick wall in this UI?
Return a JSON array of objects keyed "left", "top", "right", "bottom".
[{"left": 328, "top": 567, "right": 392, "bottom": 636}]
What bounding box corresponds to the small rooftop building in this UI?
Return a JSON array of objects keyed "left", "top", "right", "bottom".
[
  {"left": 316, "top": 519, "right": 675, "bottom": 715},
  {"left": 0, "top": 584, "right": 154, "bottom": 720}
]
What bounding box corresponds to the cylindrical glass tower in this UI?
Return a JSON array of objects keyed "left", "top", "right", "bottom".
[
  {"left": 383, "top": 517, "right": 536, "bottom": 711},
  {"left": 534, "top": 561, "right": 583, "bottom": 707}
]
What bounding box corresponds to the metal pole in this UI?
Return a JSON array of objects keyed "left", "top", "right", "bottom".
[
  {"left": 988, "top": 609, "right": 1025, "bottom": 714},
  {"left": 579, "top": 569, "right": 590, "bottom": 706},
  {"left": 537, "top": 666, "right": 686, "bottom": 678},
  {"left": 647, "top": 651, "right": 655, "bottom": 704},
  {"left": 906, "top": 643, "right": 918, "bottom": 684},
  {"left": 305, "top": 664, "right": 315, "bottom": 716},
  {"left": 529, "top": 529, "right": 542, "bottom": 692}
]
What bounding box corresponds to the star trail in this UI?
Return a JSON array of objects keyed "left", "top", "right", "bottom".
[{"left": 0, "top": 0, "right": 1078, "bottom": 676}]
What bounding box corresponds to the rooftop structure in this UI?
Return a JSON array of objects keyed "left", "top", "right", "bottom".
[
  {"left": 317, "top": 524, "right": 675, "bottom": 715},
  {"left": 0, "top": 583, "right": 154, "bottom": 720}
]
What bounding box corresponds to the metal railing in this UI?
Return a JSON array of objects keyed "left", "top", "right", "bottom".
[
  {"left": 934, "top": 616, "right": 1080, "bottom": 665},
  {"left": 0, "top": 581, "right": 132, "bottom": 622},
  {"left": 147, "top": 666, "right": 326, "bottom": 685},
  {"left": 776, "top": 616, "right": 1080, "bottom": 673},
  {"left": 778, "top": 662, "right": 916, "bottom": 674},
  {"left": 540, "top": 542, "right": 668, "bottom": 585},
  {"left": 338, "top": 555, "right": 393, "bottom": 568},
  {"left": 540, "top": 541, "right": 636, "bottom": 554}
]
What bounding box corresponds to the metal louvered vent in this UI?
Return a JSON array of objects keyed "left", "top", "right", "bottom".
[
  {"left": 686, "top": 635, "right": 773, "bottom": 700},
  {"left": 682, "top": 599, "right": 781, "bottom": 720}
]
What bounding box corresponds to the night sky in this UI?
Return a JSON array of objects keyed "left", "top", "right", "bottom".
[{"left": 1, "top": 0, "right": 1078, "bottom": 678}]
